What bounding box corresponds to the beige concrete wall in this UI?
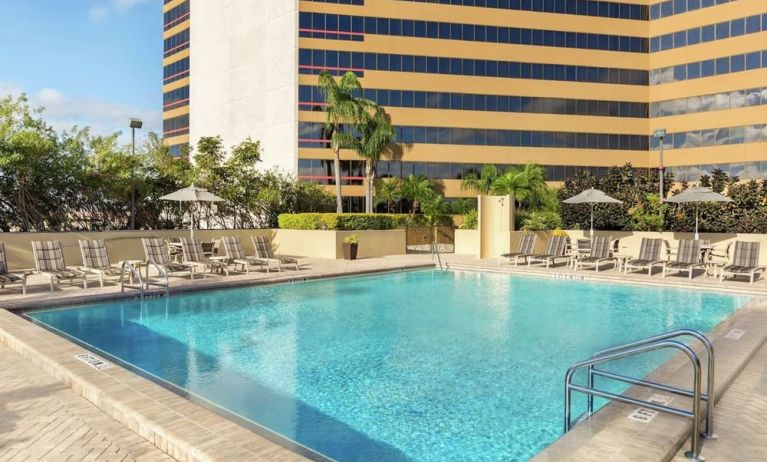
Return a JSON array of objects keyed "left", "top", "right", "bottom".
[
  {"left": 1, "top": 229, "right": 274, "bottom": 271},
  {"left": 454, "top": 230, "right": 480, "bottom": 257},
  {"left": 478, "top": 195, "right": 514, "bottom": 259},
  {"left": 273, "top": 229, "right": 338, "bottom": 260},
  {"left": 335, "top": 230, "right": 406, "bottom": 259}
]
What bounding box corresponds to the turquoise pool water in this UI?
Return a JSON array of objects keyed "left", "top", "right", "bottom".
[{"left": 27, "top": 270, "right": 748, "bottom": 462}]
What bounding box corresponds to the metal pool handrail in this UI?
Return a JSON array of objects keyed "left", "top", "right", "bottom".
[{"left": 564, "top": 339, "right": 706, "bottom": 461}]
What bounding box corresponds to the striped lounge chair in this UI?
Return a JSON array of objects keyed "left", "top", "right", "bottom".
[
  {"left": 624, "top": 238, "right": 664, "bottom": 276},
  {"left": 179, "top": 237, "right": 229, "bottom": 277},
  {"left": 720, "top": 241, "right": 765, "bottom": 284},
  {"left": 78, "top": 239, "right": 126, "bottom": 287},
  {"left": 220, "top": 236, "right": 268, "bottom": 274},
  {"left": 31, "top": 240, "right": 88, "bottom": 292},
  {"left": 141, "top": 238, "right": 195, "bottom": 280},
  {"left": 0, "top": 243, "right": 27, "bottom": 295},
  {"left": 662, "top": 239, "right": 704, "bottom": 280},
  {"left": 499, "top": 233, "right": 536, "bottom": 266},
  {"left": 574, "top": 236, "right": 615, "bottom": 272},
  {"left": 252, "top": 236, "right": 300, "bottom": 271},
  {"left": 527, "top": 236, "right": 569, "bottom": 268}
]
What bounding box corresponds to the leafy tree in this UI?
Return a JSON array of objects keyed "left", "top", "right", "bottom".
[
  {"left": 400, "top": 174, "right": 436, "bottom": 214},
  {"left": 627, "top": 193, "right": 668, "bottom": 231},
  {"left": 317, "top": 71, "right": 367, "bottom": 213},
  {"left": 490, "top": 163, "right": 548, "bottom": 211},
  {"left": 521, "top": 210, "right": 563, "bottom": 231},
  {"left": 374, "top": 178, "right": 402, "bottom": 213},
  {"left": 460, "top": 164, "right": 500, "bottom": 194}
]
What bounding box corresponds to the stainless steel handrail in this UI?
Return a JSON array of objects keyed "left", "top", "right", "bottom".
[
  {"left": 588, "top": 329, "right": 715, "bottom": 438},
  {"left": 565, "top": 340, "right": 705, "bottom": 461},
  {"left": 431, "top": 240, "right": 445, "bottom": 272},
  {"left": 144, "top": 260, "right": 170, "bottom": 297},
  {"left": 120, "top": 261, "right": 145, "bottom": 298}
]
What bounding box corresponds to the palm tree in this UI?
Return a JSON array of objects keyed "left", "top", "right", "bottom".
[
  {"left": 317, "top": 71, "right": 367, "bottom": 213},
  {"left": 460, "top": 164, "right": 500, "bottom": 194},
  {"left": 374, "top": 178, "right": 402, "bottom": 213},
  {"left": 490, "top": 163, "right": 548, "bottom": 210},
  {"left": 400, "top": 174, "right": 435, "bottom": 214},
  {"left": 335, "top": 105, "right": 397, "bottom": 213}
]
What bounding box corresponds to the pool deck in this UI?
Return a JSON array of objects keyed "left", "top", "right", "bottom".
[{"left": 0, "top": 254, "right": 766, "bottom": 461}]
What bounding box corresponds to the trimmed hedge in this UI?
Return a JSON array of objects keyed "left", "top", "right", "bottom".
[{"left": 278, "top": 213, "right": 414, "bottom": 230}]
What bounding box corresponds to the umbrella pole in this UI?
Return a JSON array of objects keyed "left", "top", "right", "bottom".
[
  {"left": 695, "top": 204, "right": 699, "bottom": 241},
  {"left": 590, "top": 203, "right": 595, "bottom": 242}
]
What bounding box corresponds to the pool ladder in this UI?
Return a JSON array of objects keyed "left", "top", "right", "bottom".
[
  {"left": 120, "top": 261, "right": 170, "bottom": 298},
  {"left": 563, "top": 329, "right": 715, "bottom": 461}
]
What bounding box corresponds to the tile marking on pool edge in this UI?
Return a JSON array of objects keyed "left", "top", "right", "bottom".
[
  {"left": 628, "top": 394, "right": 673, "bottom": 423},
  {"left": 725, "top": 329, "right": 746, "bottom": 340},
  {"left": 75, "top": 353, "right": 113, "bottom": 370}
]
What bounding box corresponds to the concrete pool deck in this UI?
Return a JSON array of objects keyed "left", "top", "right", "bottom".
[{"left": 0, "top": 254, "right": 766, "bottom": 461}]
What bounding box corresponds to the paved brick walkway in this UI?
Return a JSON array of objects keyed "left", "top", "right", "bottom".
[
  {"left": 0, "top": 343, "right": 172, "bottom": 462},
  {"left": 673, "top": 341, "right": 767, "bottom": 462}
]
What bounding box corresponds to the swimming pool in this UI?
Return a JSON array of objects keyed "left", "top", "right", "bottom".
[{"left": 27, "top": 270, "right": 748, "bottom": 462}]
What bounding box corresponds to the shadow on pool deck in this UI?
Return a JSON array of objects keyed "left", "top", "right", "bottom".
[{"left": 27, "top": 310, "right": 411, "bottom": 462}]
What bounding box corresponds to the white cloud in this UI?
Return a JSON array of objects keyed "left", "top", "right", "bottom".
[
  {"left": 87, "top": 0, "right": 154, "bottom": 22},
  {"left": 0, "top": 82, "right": 162, "bottom": 145}
]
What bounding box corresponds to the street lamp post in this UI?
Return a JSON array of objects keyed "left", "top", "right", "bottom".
[
  {"left": 129, "top": 118, "right": 143, "bottom": 230},
  {"left": 654, "top": 128, "right": 666, "bottom": 199}
]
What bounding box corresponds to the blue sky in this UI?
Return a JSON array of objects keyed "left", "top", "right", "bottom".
[{"left": 0, "top": 0, "right": 162, "bottom": 143}]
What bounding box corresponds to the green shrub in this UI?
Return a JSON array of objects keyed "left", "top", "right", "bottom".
[
  {"left": 521, "top": 210, "right": 563, "bottom": 231},
  {"left": 278, "top": 213, "right": 412, "bottom": 230},
  {"left": 459, "top": 210, "right": 478, "bottom": 230}
]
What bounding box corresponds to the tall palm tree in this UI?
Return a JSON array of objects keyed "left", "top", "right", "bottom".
[
  {"left": 335, "top": 105, "right": 396, "bottom": 213},
  {"left": 401, "top": 174, "right": 435, "bottom": 214},
  {"left": 374, "top": 178, "right": 402, "bottom": 213},
  {"left": 317, "top": 71, "right": 367, "bottom": 213},
  {"left": 460, "top": 164, "right": 500, "bottom": 194},
  {"left": 490, "top": 163, "right": 548, "bottom": 210}
]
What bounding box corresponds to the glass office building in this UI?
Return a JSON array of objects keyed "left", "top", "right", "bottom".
[{"left": 171, "top": 0, "right": 767, "bottom": 209}]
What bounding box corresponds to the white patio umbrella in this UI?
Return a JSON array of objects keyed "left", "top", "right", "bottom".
[
  {"left": 160, "top": 185, "right": 224, "bottom": 239},
  {"left": 562, "top": 188, "right": 622, "bottom": 240},
  {"left": 664, "top": 186, "right": 732, "bottom": 240}
]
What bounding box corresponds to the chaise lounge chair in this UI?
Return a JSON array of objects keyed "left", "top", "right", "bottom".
[
  {"left": 527, "top": 236, "right": 569, "bottom": 268},
  {"left": 0, "top": 243, "right": 27, "bottom": 295},
  {"left": 252, "top": 236, "right": 300, "bottom": 271},
  {"left": 141, "top": 238, "right": 195, "bottom": 280},
  {"left": 720, "top": 241, "right": 765, "bottom": 284},
  {"left": 78, "top": 239, "right": 126, "bottom": 287},
  {"left": 662, "top": 239, "right": 704, "bottom": 280},
  {"left": 180, "top": 237, "right": 229, "bottom": 277},
  {"left": 499, "top": 233, "right": 537, "bottom": 266},
  {"left": 574, "top": 236, "right": 615, "bottom": 272},
  {"left": 220, "top": 236, "right": 268, "bottom": 274},
  {"left": 31, "top": 240, "right": 88, "bottom": 292},
  {"left": 624, "top": 238, "right": 664, "bottom": 276}
]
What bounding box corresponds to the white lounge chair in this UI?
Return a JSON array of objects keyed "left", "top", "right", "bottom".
[
  {"left": 220, "top": 236, "right": 268, "bottom": 274},
  {"left": 0, "top": 243, "right": 27, "bottom": 295},
  {"left": 663, "top": 239, "right": 704, "bottom": 280},
  {"left": 499, "top": 234, "right": 536, "bottom": 266},
  {"left": 79, "top": 239, "right": 125, "bottom": 287},
  {"left": 180, "top": 237, "right": 229, "bottom": 277},
  {"left": 141, "top": 238, "right": 195, "bottom": 279},
  {"left": 527, "top": 236, "right": 569, "bottom": 268},
  {"left": 720, "top": 241, "right": 765, "bottom": 284},
  {"left": 252, "top": 236, "right": 300, "bottom": 271},
  {"left": 575, "top": 236, "right": 615, "bottom": 272},
  {"left": 31, "top": 240, "right": 88, "bottom": 292},
  {"left": 624, "top": 238, "right": 664, "bottom": 276}
]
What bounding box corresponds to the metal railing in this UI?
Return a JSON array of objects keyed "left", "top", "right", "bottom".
[
  {"left": 119, "top": 261, "right": 170, "bottom": 298},
  {"left": 564, "top": 329, "right": 715, "bottom": 461},
  {"left": 431, "top": 240, "right": 446, "bottom": 272}
]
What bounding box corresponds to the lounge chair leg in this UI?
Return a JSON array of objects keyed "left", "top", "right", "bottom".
[
  {"left": 22, "top": 279, "right": 26, "bottom": 296},
  {"left": 99, "top": 274, "right": 104, "bottom": 288},
  {"left": 49, "top": 278, "right": 54, "bottom": 292}
]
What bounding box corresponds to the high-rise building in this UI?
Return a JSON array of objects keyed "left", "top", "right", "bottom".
[{"left": 163, "top": 0, "right": 767, "bottom": 211}]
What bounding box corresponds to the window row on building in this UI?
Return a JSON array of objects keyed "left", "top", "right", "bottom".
[
  {"left": 670, "top": 161, "right": 767, "bottom": 183},
  {"left": 164, "top": 29, "right": 190, "bottom": 58},
  {"left": 651, "top": 87, "right": 767, "bottom": 117},
  {"left": 650, "top": 0, "right": 734, "bottom": 20},
  {"left": 298, "top": 49, "right": 649, "bottom": 85},
  {"left": 168, "top": 143, "right": 188, "bottom": 157},
  {"left": 298, "top": 12, "right": 648, "bottom": 53},
  {"left": 163, "top": 86, "right": 190, "bottom": 111},
  {"left": 297, "top": 158, "right": 645, "bottom": 183},
  {"left": 650, "top": 124, "right": 767, "bottom": 150},
  {"left": 303, "top": 0, "right": 364, "bottom": 4},
  {"left": 163, "top": 57, "right": 189, "bottom": 84},
  {"left": 398, "top": 0, "right": 647, "bottom": 20},
  {"left": 650, "top": 49, "right": 767, "bottom": 85},
  {"left": 164, "top": 1, "right": 189, "bottom": 31},
  {"left": 299, "top": 85, "right": 648, "bottom": 118},
  {"left": 299, "top": 122, "right": 649, "bottom": 150},
  {"left": 651, "top": 14, "right": 766, "bottom": 53},
  {"left": 163, "top": 114, "right": 189, "bottom": 137}
]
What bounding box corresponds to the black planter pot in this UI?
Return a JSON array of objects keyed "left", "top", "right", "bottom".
[{"left": 343, "top": 243, "right": 358, "bottom": 260}]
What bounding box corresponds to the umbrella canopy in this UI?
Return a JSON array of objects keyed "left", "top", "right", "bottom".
[
  {"left": 665, "top": 186, "right": 732, "bottom": 239},
  {"left": 160, "top": 185, "right": 224, "bottom": 239},
  {"left": 562, "top": 188, "right": 622, "bottom": 239}
]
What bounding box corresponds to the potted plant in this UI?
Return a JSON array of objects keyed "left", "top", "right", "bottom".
[{"left": 343, "top": 234, "right": 359, "bottom": 260}]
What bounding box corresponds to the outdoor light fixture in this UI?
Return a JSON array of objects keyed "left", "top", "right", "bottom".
[
  {"left": 129, "top": 118, "right": 143, "bottom": 129},
  {"left": 653, "top": 128, "right": 667, "bottom": 200},
  {"left": 129, "top": 118, "right": 144, "bottom": 230}
]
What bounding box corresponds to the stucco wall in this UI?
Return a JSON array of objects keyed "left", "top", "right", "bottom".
[{"left": 454, "top": 230, "right": 480, "bottom": 256}]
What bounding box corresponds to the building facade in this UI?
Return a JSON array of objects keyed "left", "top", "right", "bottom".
[{"left": 164, "top": 0, "right": 767, "bottom": 210}]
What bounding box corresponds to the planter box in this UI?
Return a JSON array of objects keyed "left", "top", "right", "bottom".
[{"left": 343, "top": 243, "right": 358, "bottom": 260}]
